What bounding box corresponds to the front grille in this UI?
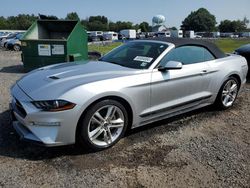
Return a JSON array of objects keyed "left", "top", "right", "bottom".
[{"left": 14, "top": 99, "right": 27, "bottom": 118}]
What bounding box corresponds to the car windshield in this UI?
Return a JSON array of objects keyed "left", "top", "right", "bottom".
[
  {"left": 16, "top": 34, "right": 23, "bottom": 39},
  {"left": 100, "top": 41, "right": 168, "bottom": 69},
  {"left": 7, "top": 33, "right": 17, "bottom": 38}
]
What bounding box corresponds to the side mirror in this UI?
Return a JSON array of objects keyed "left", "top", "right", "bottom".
[{"left": 158, "top": 61, "right": 183, "bottom": 72}]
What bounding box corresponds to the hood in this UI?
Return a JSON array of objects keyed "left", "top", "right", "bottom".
[
  {"left": 8, "top": 39, "right": 18, "bottom": 44},
  {"left": 17, "top": 61, "right": 136, "bottom": 100},
  {"left": 235, "top": 44, "right": 250, "bottom": 54}
]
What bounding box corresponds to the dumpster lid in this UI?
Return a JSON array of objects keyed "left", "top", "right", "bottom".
[{"left": 22, "top": 20, "right": 79, "bottom": 40}]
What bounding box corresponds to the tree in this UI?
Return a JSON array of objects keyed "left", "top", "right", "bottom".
[
  {"left": 86, "top": 16, "right": 108, "bottom": 31},
  {"left": 231, "top": 20, "right": 246, "bottom": 32},
  {"left": 0, "top": 16, "right": 8, "bottom": 29},
  {"left": 243, "top": 16, "right": 249, "bottom": 26},
  {"left": 108, "top": 21, "right": 133, "bottom": 32},
  {"left": 66, "top": 12, "right": 80, "bottom": 21},
  {"left": 88, "top": 21, "right": 108, "bottom": 31},
  {"left": 170, "top": 27, "right": 177, "bottom": 30},
  {"left": 219, "top": 19, "right": 248, "bottom": 32},
  {"left": 218, "top": 20, "right": 232, "bottom": 32},
  {"left": 6, "top": 14, "right": 37, "bottom": 30},
  {"left": 116, "top": 21, "right": 133, "bottom": 31},
  {"left": 81, "top": 19, "right": 89, "bottom": 30},
  {"left": 181, "top": 8, "right": 217, "bottom": 32},
  {"left": 89, "top": 16, "right": 108, "bottom": 24},
  {"left": 108, "top": 22, "right": 118, "bottom": 32},
  {"left": 133, "top": 24, "right": 140, "bottom": 31},
  {"left": 139, "top": 22, "right": 150, "bottom": 32}
]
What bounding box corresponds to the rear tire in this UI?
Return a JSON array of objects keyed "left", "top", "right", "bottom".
[
  {"left": 77, "top": 99, "right": 128, "bottom": 151},
  {"left": 214, "top": 77, "right": 239, "bottom": 110}
]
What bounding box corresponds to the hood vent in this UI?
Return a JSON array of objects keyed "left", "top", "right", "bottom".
[{"left": 49, "top": 76, "right": 60, "bottom": 80}]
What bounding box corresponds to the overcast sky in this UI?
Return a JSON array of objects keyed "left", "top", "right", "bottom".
[{"left": 1, "top": 0, "right": 250, "bottom": 28}]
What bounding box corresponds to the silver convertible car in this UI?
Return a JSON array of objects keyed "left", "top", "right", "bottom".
[{"left": 10, "top": 38, "right": 248, "bottom": 151}]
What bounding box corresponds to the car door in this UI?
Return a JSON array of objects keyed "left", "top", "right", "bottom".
[{"left": 149, "top": 45, "right": 215, "bottom": 118}]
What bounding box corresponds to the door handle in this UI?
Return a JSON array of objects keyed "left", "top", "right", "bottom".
[{"left": 200, "top": 70, "right": 208, "bottom": 75}]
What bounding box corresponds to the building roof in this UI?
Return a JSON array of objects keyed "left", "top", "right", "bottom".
[
  {"left": 152, "top": 25, "right": 169, "bottom": 32},
  {"left": 146, "top": 37, "right": 226, "bottom": 59}
]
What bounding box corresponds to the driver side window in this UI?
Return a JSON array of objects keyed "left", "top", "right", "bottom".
[{"left": 159, "top": 45, "right": 215, "bottom": 66}]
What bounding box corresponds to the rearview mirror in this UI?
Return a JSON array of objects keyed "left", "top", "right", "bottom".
[{"left": 158, "top": 61, "right": 183, "bottom": 72}]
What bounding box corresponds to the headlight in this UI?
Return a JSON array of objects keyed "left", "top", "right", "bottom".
[{"left": 32, "top": 100, "right": 76, "bottom": 112}]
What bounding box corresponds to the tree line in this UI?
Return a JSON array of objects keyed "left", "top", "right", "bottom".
[
  {"left": 0, "top": 13, "right": 151, "bottom": 32},
  {"left": 181, "top": 8, "right": 249, "bottom": 32},
  {"left": 0, "top": 10, "right": 249, "bottom": 33}
]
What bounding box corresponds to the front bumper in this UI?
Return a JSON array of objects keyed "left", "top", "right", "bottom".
[
  {"left": 10, "top": 84, "right": 81, "bottom": 146},
  {"left": 12, "top": 120, "right": 51, "bottom": 146}
]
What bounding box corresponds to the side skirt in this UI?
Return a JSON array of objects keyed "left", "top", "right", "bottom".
[{"left": 132, "top": 102, "right": 212, "bottom": 129}]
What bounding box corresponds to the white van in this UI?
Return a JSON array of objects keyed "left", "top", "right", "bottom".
[
  {"left": 157, "top": 31, "right": 171, "bottom": 38},
  {"left": 103, "top": 32, "right": 118, "bottom": 40},
  {"left": 171, "top": 30, "right": 183, "bottom": 38},
  {"left": 90, "top": 31, "right": 103, "bottom": 37},
  {"left": 120, "top": 29, "right": 136, "bottom": 39}
]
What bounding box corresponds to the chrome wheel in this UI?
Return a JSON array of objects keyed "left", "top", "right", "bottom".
[
  {"left": 221, "top": 79, "right": 238, "bottom": 107},
  {"left": 87, "top": 105, "right": 125, "bottom": 147}
]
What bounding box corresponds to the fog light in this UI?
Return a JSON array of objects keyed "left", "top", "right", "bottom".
[{"left": 30, "top": 122, "right": 60, "bottom": 126}]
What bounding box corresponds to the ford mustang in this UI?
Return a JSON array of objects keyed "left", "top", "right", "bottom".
[{"left": 10, "top": 38, "right": 248, "bottom": 151}]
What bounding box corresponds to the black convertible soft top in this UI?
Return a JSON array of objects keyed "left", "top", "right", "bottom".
[{"left": 146, "top": 38, "right": 226, "bottom": 59}]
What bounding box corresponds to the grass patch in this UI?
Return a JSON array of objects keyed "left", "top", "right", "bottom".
[
  {"left": 88, "top": 39, "right": 250, "bottom": 55},
  {"left": 215, "top": 39, "right": 250, "bottom": 53},
  {"left": 88, "top": 42, "right": 122, "bottom": 55}
]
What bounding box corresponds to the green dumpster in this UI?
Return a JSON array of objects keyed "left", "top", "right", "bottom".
[{"left": 21, "top": 20, "right": 88, "bottom": 71}]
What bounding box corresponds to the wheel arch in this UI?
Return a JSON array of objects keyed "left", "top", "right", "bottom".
[
  {"left": 218, "top": 72, "right": 242, "bottom": 93},
  {"left": 75, "top": 95, "right": 134, "bottom": 141},
  {"left": 229, "top": 74, "right": 241, "bottom": 87},
  {"left": 214, "top": 73, "right": 242, "bottom": 109}
]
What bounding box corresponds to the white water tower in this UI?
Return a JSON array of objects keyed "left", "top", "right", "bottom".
[{"left": 152, "top": 15, "right": 166, "bottom": 26}]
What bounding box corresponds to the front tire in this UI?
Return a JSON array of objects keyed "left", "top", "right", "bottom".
[
  {"left": 77, "top": 99, "right": 128, "bottom": 151},
  {"left": 13, "top": 44, "right": 21, "bottom": 51},
  {"left": 4, "top": 42, "right": 8, "bottom": 49},
  {"left": 215, "top": 77, "right": 239, "bottom": 110}
]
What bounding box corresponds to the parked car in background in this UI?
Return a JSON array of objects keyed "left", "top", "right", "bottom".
[
  {"left": 0, "top": 32, "right": 19, "bottom": 48},
  {"left": 10, "top": 38, "right": 248, "bottom": 151},
  {"left": 194, "top": 35, "right": 202, "bottom": 38},
  {"left": 156, "top": 31, "right": 171, "bottom": 38},
  {"left": 235, "top": 44, "right": 250, "bottom": 76},
  {"left": 118, "top": 34, "right": 126, "bottom": 40},
  {"left": 0, "top": 32, "right": 8, "bottom": 37},
  {"left": 88, "top": 35, "right": 100, "bottom": 42},
  {"left": 136, "top": 33, "right": 146, "bottom": 39},
  {"left": 0, "top": 32, "right": 12, "bottom": 41},
  {"left": 145, "top": 32, "right": 155, "bottom": 38},
  {"left": 6, "top": 33, "right": 23, "bottom": 51},
  {"left": 89, "top": 31, "right": 104, "bottom": 41}
]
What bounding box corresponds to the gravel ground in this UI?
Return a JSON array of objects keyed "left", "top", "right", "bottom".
[{"left": 0, "top": 50, "right": 249, "bottom": 188}]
